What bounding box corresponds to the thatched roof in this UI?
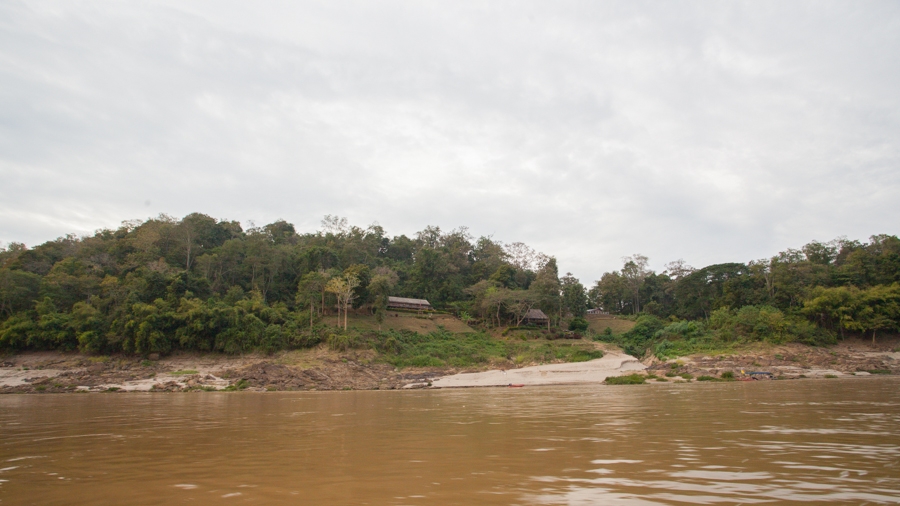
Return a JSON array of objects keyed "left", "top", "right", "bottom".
[{"left": 524, "top": 308, "right": 548, "bottom": 320}]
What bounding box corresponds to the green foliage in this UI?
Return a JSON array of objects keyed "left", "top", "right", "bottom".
[
  {"left": 326, "top": 332, "right": 359, "bottom": 352},
  {"left": 568, "top": 317, "right": 589, "bottom": 332},
  {"left": 1, "top": 214, "right": 899, "bottom": 358},
  {"left": 604, "top": 374, "right": 646, "bottom": 385},
  {"left": 372, "top": 329, "right": 504, "bottom": 368},
  {"left": 368, "top": 329, "right": 602, "bottom": 368},
  {"left": 224, "top": 379, "right": 250, "bottom": 391},
  {"left": 721, "top": 371, "right": 734, "bottom": 380},
  {"left": 595, "top": 314, "right": 664, "bottom": 357},
  {"left": 709, "top": 305, "right": 834, "bottom": 345}
]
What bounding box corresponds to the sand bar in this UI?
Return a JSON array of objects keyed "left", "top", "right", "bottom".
[{"left": 429, "top": 351, "right": 645, "bottom": 388}]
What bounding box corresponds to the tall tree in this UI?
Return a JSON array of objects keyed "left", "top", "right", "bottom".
[{"left": 621, "top": 254, "right": 650, "bottom": 314}]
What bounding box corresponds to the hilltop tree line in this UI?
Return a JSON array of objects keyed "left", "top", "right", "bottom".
[
  {"left": 0, "top": 213, "right": 582, "bottom": 354},
  {"left": 0, "top": 212, "right": 897, "bottom": 355},
  {"left": 590, "top": 236, "right": 900, "bottom": 351}
]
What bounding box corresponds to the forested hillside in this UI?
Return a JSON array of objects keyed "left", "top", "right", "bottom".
[{"left": 1, "top": 212, "right": 898, "bottom": 356}]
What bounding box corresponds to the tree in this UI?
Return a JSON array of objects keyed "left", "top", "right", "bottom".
[
  {"left": 297, "top": 271, "right": 330, "bottom": 330},
  {"left": 504, "top": 290, "right": 539, "bottom": 326},
  {"left": 590, "top": 271, "right": 629, "bottom": 314},
  {"left": 621, "top": 255, "right": 650, "bottom": 314},
  {"left": 859, "top": 283, "right": 900, "bottom": 344},
  {"left": 802, "top": 285, "right": 861, "bottom": 339},
  {"left": 560, "top": 273, "right": 587, "bottom": 318},
  {"left": 325, "top": 275, "right": 360, "bottom": 331},
  {"left": 531, "top": 258, "right": 560, "bottom": 327},
  {"left": 369, "top": 267, "right": 398, "bottom": 330}
]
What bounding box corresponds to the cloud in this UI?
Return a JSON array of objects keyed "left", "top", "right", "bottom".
[{"left": 1, "top": 0, "right": 899, "bottom": 284}]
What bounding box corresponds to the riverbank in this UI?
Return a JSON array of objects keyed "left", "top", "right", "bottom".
[{"left": 1, "top": 337, "right": 897, "bottom": 393}]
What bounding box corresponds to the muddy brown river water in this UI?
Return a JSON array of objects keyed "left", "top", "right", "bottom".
[{"left": 2, "top": 377, "right": 899, "bottom": 505}]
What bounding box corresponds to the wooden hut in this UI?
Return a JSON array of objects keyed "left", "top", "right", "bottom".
[
  {"left": 387, "top": 296, "right": 433, "bottom": 312},
  {"left": 523, "top": 308, "right": 549, "bottom": 326}
]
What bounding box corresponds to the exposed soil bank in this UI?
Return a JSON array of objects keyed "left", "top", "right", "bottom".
[
  {"left": 643, "top": 337, "right": 900, "bottom": 381},
  {"left": 1, "top": 337, "right": 897, "bottom": 393}
]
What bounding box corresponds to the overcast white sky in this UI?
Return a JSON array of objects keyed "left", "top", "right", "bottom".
[{"left": 1, "top": 0, "right": 898, "bottom": 284}]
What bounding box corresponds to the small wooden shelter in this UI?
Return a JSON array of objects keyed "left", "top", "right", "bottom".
[
  {"left": 387, "top": 296, "right": 433, "bottom": 312},
  {"left": 523, "top": 308, "right": 549, "bottom": 326}
]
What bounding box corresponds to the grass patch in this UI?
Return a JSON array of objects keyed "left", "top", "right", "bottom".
[
  {"left": 585, "top": 316, "right": 635, "bottom": 335},
  {"left": 654, "top": 377, "right": 668, "bottom": 382},
  {"left": 604, "top": 374, "right": 646, "bottom": 385},
  {"left": 34, "top": 385, "right": 46, "bottom": 391},
  {"left": 824, "top": 374, "right": 838, "bottom": 379},
  {"left": 697, "top": 375, "right": 718, "bottom": 381},
  {"left": 88, "top": 356, "right": 111, "bottom": 363},
  {"left": 371, "top": 329, "right": 602, "bottom": 369},
  {"left": 679, "top": 373, "right": 693, "bottom": 380},
  {"left": 224, "top": 379, "right": 250, "bottom": 391},
  {"left": 721, "top": 371, "right": 735, "bottom": 380},
  {"left": 140, "top": 360, "right": 153, "bottom": 367},
  {"left": 170, "top": 369, "right": 199, "bottom": 376},
  {"left": 867, "top": 369, "right": 891, "bottom": 375}
]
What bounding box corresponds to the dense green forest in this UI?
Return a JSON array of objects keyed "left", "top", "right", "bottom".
[{"left": 0, "top": 213, "right": 898, "bottom": 357}]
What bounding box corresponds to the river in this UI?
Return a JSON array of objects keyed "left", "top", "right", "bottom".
[{"left": 2, "top": 377, "right": 899, "bottom": 505}]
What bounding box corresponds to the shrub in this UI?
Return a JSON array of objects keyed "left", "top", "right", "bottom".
[
  {"left": 697, "top": 375, "right": 717, "bottom": 381},
  {"left": 721, "top": 371, "right": 735, "bottom": 380},
  {"left": 568, "top": 317, "right": 589, "bottom": 332},
  {"left": 570, "top": 349, "right": 603, "bottom": 362},
  {"left": 327, "top": 332, "right": 357, "bottom": 352},
  {"left": 225, "top": 379, "right": 250, "bottom": 391},
  {"left": 605, "top": 374, "right": 646, "bottom": 385}
]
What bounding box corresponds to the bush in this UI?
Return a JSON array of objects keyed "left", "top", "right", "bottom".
[
  {"left": 327, "top": 332, "right": 357, "bottom": 352},
  {"left": 721, "top": 371, "right": 734, "bottom": 380},
  {"left": 569, "top": 349, "right": 603, "bottom": 362},
  {"left": 568, "top": 317, "right": 589, "bottom": 332},
  {"left": 605, "top": 374, "right": 646, "bottom": 385}
]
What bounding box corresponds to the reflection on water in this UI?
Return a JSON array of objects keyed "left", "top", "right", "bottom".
[{"left": 1, "top": 378, "right": 899, "bottom": 505}]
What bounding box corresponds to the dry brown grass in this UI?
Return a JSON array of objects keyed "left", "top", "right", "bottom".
[
  {"left": 586, "top": 315, "right": 635, "bottom": 335},
  {"left": 325, "top": 312, "right": 476, "bottom": 334}
]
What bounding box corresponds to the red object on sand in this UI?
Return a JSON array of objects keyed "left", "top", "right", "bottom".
[{"left": 508, "top": 384, "right": 525, "bottom": 388}]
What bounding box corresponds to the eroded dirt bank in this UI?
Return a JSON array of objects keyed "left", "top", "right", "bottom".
[
  {"left": 1, "top": 337, "right": 898, "bottom": 393},
  {"left": 643, "top": 338, "right": 900, "bottom": 380},
  {"left": 0, "top": 348, "right": 450, "bottom": 393}
]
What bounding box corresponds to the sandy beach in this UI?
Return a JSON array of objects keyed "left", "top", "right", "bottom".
[{"left": 427, "top": 351, "right": 645, "bottom": 388}]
